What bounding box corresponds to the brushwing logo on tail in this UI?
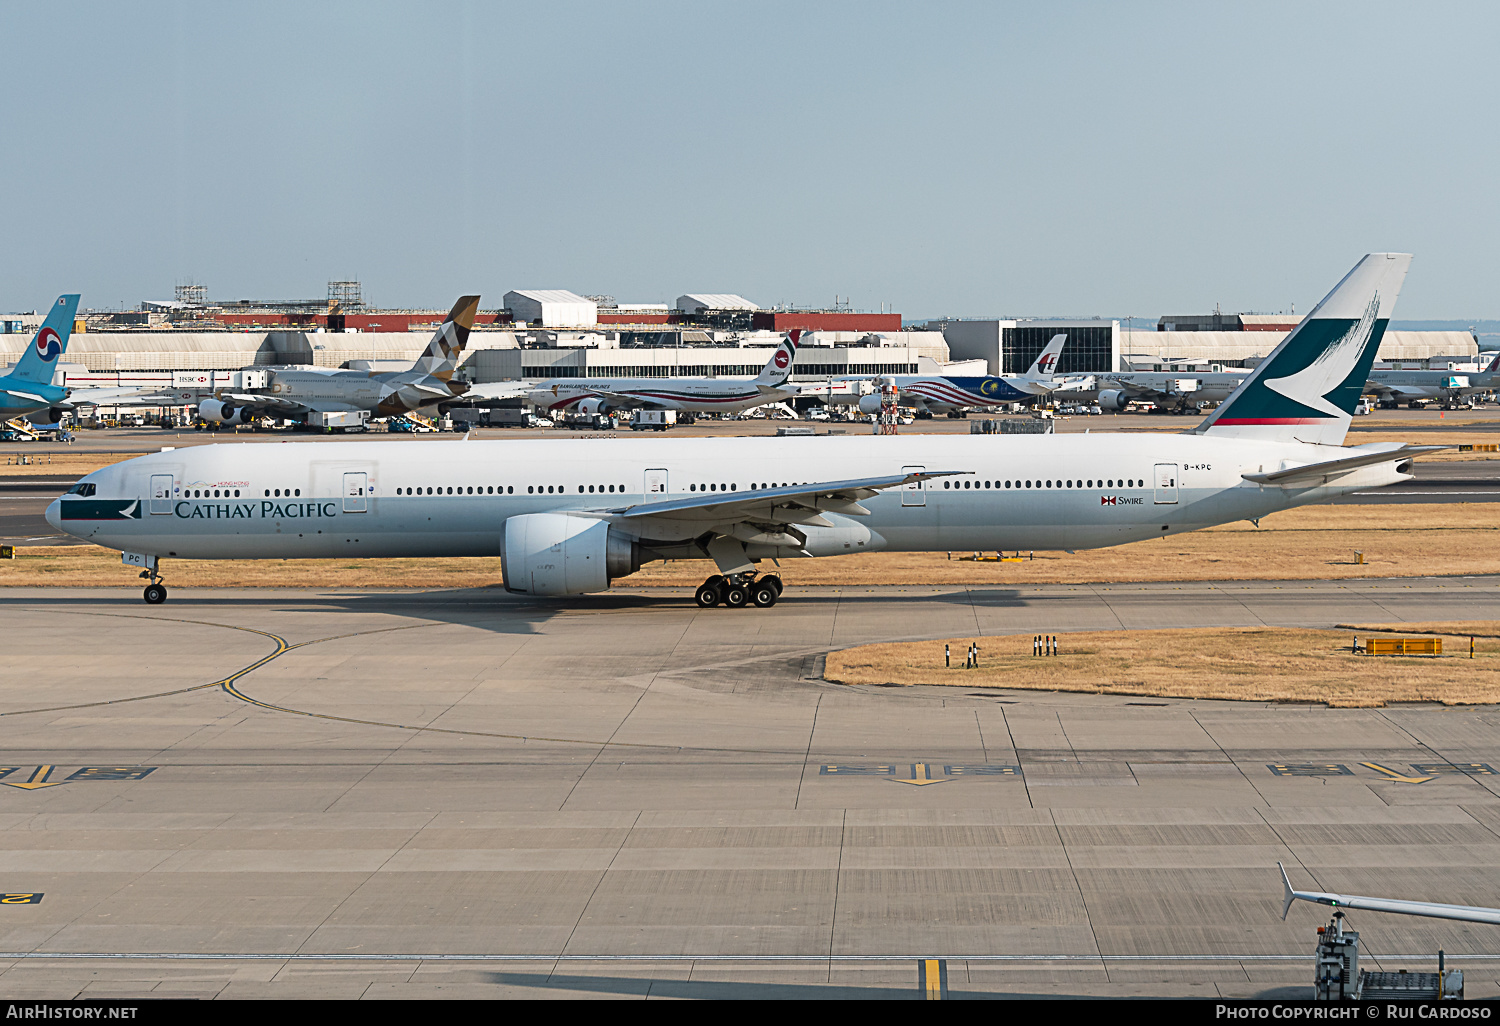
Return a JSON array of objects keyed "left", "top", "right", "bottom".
[
  {"left": 1262, "top": 294, "right": 1380, "bottom": 419},
  {"left": 35, "top": 328, "right": 61, "bottom": 362}
]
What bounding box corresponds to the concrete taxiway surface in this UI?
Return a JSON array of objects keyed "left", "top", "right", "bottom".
[{"left": 2, "top": 579, "right": 1500, "bottom": 998}]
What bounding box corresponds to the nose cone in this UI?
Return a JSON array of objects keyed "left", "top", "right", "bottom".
[{"left": 45, "top": 497, "right": 61, "bottom": 531}]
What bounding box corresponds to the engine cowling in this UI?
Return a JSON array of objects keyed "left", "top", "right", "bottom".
[
  {"left": 501, "top": 513, "right": 641, "bottom": 595},
  {"left": 575, "top": 398, "right": 607, "bottom": 416},
  {"left": 198, "top": 399, "right": 254, "bottom": 425},
  {"left": 1097, "top": 389, "right": 1129, "bottom": 411},
  {"left": 857, "top": 394, "right": 884, "bottom": 415}
]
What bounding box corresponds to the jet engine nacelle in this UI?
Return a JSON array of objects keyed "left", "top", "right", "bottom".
[
  {"left": 501, "top": 513, "right": 641, "bottom": 596},
  {"left": 857, "top": 394, "right": 884, "bottom": 415},
  {"left": 198, "top": 399, "right": 255, "bottom": 424},
  {"left": 1097, "top": 389, "right": 1129, "bottom": 412},
  {"left": 576, "top": 398, "right": 607, "bottom": 416}
]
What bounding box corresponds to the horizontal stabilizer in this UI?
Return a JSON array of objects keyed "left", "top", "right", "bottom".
[
  {"left": 1279, "top": 862, "right": 1500, "bottom": 924},
  {"left": 1241, "top": 444, "right": 1445, "bottom": 486}
]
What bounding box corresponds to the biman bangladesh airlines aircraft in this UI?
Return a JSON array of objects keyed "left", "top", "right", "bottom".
[{"left": 51, "top": 254, "right": 1430, "bottom": 609}]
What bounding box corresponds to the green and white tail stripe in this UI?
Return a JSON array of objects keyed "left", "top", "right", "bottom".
[{"left": 1193, "top": 253, "right": 1411, "bottom": 446}]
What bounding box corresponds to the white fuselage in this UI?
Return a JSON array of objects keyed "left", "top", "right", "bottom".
[
  {"left": 529, "top": 378, "right": 795, "bottom": 415},
  {"left": 50, "top": 434, "right": 1408, "bottom": 564}
]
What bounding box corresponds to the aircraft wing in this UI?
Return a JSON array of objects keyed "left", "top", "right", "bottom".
[
  {"left": 296, "top": 399, "right": 364, "bottom": 414},
  {"left": 1279, "top": 862, "right": 1500, "bottom": 925},
  {"left": 1241, "top": 444, "right": 1447, "bottom": 486},
  {"left": 457, "top": 381, "right": 533, "bottom": 403},
  {"left": 209, "top": 392, "right": 304, "bottom": 409},
  {"left": 608, "top": 471, "right": 967, "bottom": 573},
  {"left": 62, "top": 386, "right": 182, "bottom": 408},
  {"left": 609, "top": 470, "right": 967, "bottom": 546}
]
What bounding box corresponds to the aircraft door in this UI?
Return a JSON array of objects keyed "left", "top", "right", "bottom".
[
  {"left": 644, "top": 468, "right": 669, "bottom": 498},
  {"left": 343, "top": 472, "right": 368, "bottom": 513},
  {"left": 1154, "top": 463, "right": 1179, "bottom": 504},
  {"left": 150, "top": 474, "right": 175, "bottom": 515},
  {"left": 901, "top": 465, "right": 926, "bottom": 506}
]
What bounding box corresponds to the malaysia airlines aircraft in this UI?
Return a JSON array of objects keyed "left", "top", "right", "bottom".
[
  {"left": 524, "top": 332, "right": 802, "bottom": 416},
  {"left": 856, "top": 334, "right": 1069, "bottom": 415},
  {"left": 51, "top": 254, "right": 1430, "bottom": 608}
]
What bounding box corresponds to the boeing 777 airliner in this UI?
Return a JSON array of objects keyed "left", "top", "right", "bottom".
[{"left": 51, "top": 254, "right": 1431, "bottom": 608}]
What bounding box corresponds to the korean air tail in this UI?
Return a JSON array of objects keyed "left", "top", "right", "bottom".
[
  {"left": 1193, "top": 254, "right": 1411, "bottom": 446},
  {"left": 1021, "top": 333, "right": 1067, "bottom": 379},
  {"left": 753, "top": 330, "right": 802, "bottom": 387},
  {"left": 409, "top": 295, "right": 480, "bottom": 382},
  {"left": 9, "top": 295, "right": 80, "bottom": 385}
]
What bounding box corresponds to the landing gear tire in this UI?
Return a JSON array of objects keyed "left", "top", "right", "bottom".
[
  {"left": 765, "top": 575, "right": 783, "bottom": 596},
  {"left": 751, "top": 582, "right": 778, "bottom": 608},
  {"left": 143, "top": 583, "right": 167, "bottom": 604},
  {"left": 695, "top": 582, "right": 722, "bottom": 608},
  {"left": 724, "top": 585, "right": 749, "bottom": 608}
]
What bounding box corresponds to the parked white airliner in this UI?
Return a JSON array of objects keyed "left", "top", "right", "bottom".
[{"left": 50, "top": 254, "right": 1431, "bottom": 608}]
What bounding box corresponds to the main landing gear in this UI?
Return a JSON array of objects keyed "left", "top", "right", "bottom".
[{"left": 695, "top": 572, "right": 783, "bottom": 609}]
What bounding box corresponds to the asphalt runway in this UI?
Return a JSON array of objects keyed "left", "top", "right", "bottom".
[{"left": 3, "top": 579, "right": 1500, "bottom": 998}]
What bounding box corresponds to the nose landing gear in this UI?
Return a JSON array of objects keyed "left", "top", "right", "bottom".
[
  {"left": 139, "top": 564, "right": 167, "bottom": 604},
  {"left": 694, "top": 572, "right": 782, "bottom": 609}
]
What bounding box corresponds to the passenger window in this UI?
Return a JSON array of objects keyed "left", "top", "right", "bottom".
[
  {"left": 944, "top": 481, "right": 951, "bottom": 489},
  {"left": 528, "top": 486, "right": 534, "bottom": 494},
  {"left": 295, "top": 489, "right": 300, "bottom": 496},
  {"left": 607, "top": 485, "right": 614, "bottom": 493},
  {"left": 234, "top": 489, "right": 240, "bottom": 497},
  {"left": 508, "top": 486, "right": 514, "bottom": 494}
]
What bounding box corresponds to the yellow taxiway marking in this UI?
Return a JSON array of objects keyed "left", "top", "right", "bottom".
[
  {"left": 1361, "top": 761, "right": 1435, "bottom": 784},
  {"left": 3, "top": 766, "right": 62, "bottom": 790},
  {"left": 923, "top": 959, "right": 945, "bottom": 999},
  {"left": 893, "top": 762, "right": 948, "bottom": 786}
]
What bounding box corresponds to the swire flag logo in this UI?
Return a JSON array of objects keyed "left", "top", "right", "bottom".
[
  {"left": 35, "top": 327, "right": 62, "bottom": 362},
  {"left": 1100, "top": 495, "right": 1117, "bottom": 505}
]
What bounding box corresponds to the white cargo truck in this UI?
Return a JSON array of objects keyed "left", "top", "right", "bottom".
[
  {"left": 629, "top": 410, "right": 677, "bottom": 431},
  {"left": 307, "top": 410, "right": 370, "bottom": 432}
]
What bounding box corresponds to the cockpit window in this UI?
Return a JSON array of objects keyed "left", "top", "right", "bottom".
[{"left": 67, "top": 482, "right": 96, "bottom": 497}]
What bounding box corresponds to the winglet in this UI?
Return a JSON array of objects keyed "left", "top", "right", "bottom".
[{"left": 1279, "top": 862, "right": 1296, "bottom": 920}]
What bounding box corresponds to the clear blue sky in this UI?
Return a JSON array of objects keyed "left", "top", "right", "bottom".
[{"left": 3, "top": 1, "right": 1496, "bottom": 319}]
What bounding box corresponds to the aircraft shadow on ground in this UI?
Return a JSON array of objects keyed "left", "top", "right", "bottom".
[
  {"left": 485, "top": 970, "right": 921, "bottom": 1000},
  {"left": 485, "top": 971, "right": 1312, "bottom": 1000},
  {"left": 0, "top": 583, "right": 1040, "bottom": 637}
]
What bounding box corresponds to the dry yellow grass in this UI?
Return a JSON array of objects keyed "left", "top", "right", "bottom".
[
  {"left": 824, "top": 626, "right": 1500, "bottom": 707},
  {"left": 1338, "top": 621, "right": 1500, "bottom": 639},
  {"left": 0, "top": 452, "right": 137, "bottom": 476},
  {"left": 2, "top": 502, "right": 1494, "bottom": 589}
]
